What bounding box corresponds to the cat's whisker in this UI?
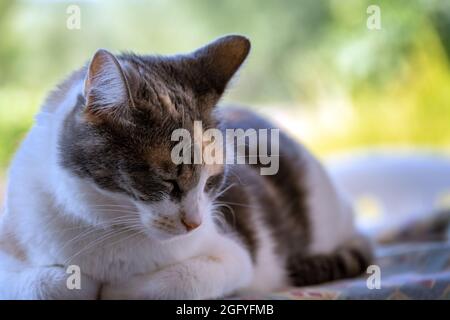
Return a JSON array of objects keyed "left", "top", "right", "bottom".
[
  {"left": 59, "top": 230, "right": 115, "bottom": 264},
  {"left": 56, "top": 216, "right": 144, "bottom": 254},
  {"left": 215, "top": 200, "right": 259, "bottom": 209},
  {"left": 103, "top": 228, "right": 146, "bottom": 250},
  {"left": 55, "top": 217, "right": 141, "bottom": 233},
  {"left": 211, "top": 210, "right": 227, "bottom": 225},
  {"left": 89, "top": 209, "right": 140, "bottom": 214},
  {"left": 63, "top": 225, "right": 144, "bottom": 265},
  {"left": 41, "top": 210, "right": 141, "bottom": 230},
  {"left": 211, "top": 209, "right": 236, "bottom": 231},
  {"left": 213, "top": 182, "right": 237, "bottom": 200},
  {"left": 225, "top": 168, "right": 246, "bottom": 186},
  {"left": 57, "top": 224, "right": 116, "bottom": 254},
  {"left": 44, "top": 213, "right": 142, "bottom": 237},
  {"left": 89, "top": 204, "right": 137, "bottom": 208},
  {"left": 212, "top": 203, "right": 236, "bottom": 228}
]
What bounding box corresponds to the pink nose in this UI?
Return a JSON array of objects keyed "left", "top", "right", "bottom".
[{"left": 181, "top": 216, "right": 201, "bottom": 231}]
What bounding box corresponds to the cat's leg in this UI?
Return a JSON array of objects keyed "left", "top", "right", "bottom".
[
  {"left": 0, "top": 251, "right": 100, "bottom": 299},
  {"left": 288, "top": 234, "right": 374, "bottom": 286},
  {"left": 101, "top": 237, "right": 253, "bottom": 300}
]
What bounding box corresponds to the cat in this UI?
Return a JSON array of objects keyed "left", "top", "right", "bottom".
[{"left": 0, "top": 35, "right": 372, "bottom": 299}]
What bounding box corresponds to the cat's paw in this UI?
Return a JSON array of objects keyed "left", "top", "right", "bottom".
[
  {"left": 32, "top": 266, "right": 100, "bottom": 300},
  {"left": 101, "top": 261, "right": 224, "bottom": 300},
  {"left": 100, "top": 276, "right": 167, "bottom": 300},
  {"left": 101, "top": 273, "right": 202, "bottom": 300}
]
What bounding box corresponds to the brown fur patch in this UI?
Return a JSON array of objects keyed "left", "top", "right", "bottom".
[
  {"left": 0, "top": 224, "right": 27, "bottom": 262},
  {"left": 218, "top": 107, "right": 311, "bottom": 259},
  {"left": 158, "top": 93, "right": 180, "bottom": 119},
  {"left": 146, "top": 145, "right": 176, "bottom": 174}
]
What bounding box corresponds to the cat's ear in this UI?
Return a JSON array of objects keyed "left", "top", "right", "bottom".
[
  {"left": 192, "top": 35, "right": 250, "bottom": 94},
  {"left": 83, "top": 49, "right": 135, "bottom": 123}
]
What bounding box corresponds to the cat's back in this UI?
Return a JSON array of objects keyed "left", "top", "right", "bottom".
[{"left": 216, "top": 105, "right": 356, "bottom": 255}]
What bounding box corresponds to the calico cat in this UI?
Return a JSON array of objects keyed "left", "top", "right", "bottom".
[{"left": 0, "top": 35, "right": 372, "bottom": 299}]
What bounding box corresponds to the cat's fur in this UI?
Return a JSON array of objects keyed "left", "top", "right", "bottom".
[{"left": 0, "top": 35, "right": 372, "bottom": 299}]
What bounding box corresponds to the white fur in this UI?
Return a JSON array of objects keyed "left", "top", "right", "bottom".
[
  {"left": 0, "top": 76, "right": 255, "bottom": 299},
  {"left": 302, "top": 147, "right": 358, "bottom": 254},
  {"left": 238, "top": 207, "right": 288, "bottom": 294},
  {"left": 0, "top": 73, "right": 357, "bottom": 299}
]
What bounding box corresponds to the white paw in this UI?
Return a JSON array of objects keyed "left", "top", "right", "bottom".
[
  {"left": 31, "top": 266, "right": 100, "bottom": 300},
  {"left": 101, "top": 262, "right": 224, "bottom": 300}
]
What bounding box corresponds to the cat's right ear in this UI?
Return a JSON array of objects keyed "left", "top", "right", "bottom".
[{"left": 83, "top": 49, "right": 135, "bottom": 124}]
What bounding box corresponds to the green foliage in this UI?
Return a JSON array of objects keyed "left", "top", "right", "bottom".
[{"left": 0, "top": 88, "right": 41, "bottom": 169}]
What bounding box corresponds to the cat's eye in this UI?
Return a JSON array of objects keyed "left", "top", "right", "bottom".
[
  {"left": 163, "top": 179, "right": 182, "bottom": 197},
  {"left": 204, "top": 174, "right": 223, "bottom": 192}
]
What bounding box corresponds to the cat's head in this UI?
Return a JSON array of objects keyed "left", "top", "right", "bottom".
[{"left": 59, "top": 35, "right": 250, "bottom": 240}]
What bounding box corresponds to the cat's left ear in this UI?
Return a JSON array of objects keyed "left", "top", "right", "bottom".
[
  {"left": 192, "top": 35, "right": 251, "bottom": 95},
  {"left": 83, "top": 49, "right": 135, "bottom": 123}
]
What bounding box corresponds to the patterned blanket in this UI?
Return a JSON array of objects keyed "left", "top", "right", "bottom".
[{"left": 242, "top": 210, "right": 450, "bottom": 300}]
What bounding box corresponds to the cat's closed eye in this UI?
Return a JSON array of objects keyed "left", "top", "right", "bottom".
[
  {"left": 163, "top": 179, "right": 182, "bottom": 197},
  {"left": 204, "top": 174, "right": 223, "bottom": 193}
]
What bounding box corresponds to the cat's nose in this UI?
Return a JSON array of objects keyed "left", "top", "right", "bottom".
[
  {"left": 181, "top": 212, "right": 201, "bottom": 231},
  {"left": 181, "top": 218, "right": 200, "bottom": 231}
]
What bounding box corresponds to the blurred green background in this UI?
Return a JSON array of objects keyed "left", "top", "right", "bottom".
[{"left": 1, "top": 0, "right": 450, "bottom": 178}]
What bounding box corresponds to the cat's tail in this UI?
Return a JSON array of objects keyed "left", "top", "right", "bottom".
[
  {"left": 373, "top": 209, "right": 450, "bottom": 244},
  {"left": 288, "top": 234, "right": 373, "bottom": 286}
]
